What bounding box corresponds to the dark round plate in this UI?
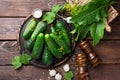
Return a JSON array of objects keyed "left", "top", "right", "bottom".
[{"left": 19, "top": 15, "right": 76, "bottom": 69}]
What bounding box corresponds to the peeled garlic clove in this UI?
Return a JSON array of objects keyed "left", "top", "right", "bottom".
[
  {"left": 49, "top": 69, "right": 56, "bottom": 77},
  {"left": 55, "top": 73, "right": 62, "bottom": 80},
  {"left": 32, "top": 8, "right": 42, "bottom": 19},
  {"left": 63, "top": 64, "right": 70, "bottom": 72}
]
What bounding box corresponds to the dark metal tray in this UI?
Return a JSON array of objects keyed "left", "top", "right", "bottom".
[{"left": 18, "top": 15, "right": 76, "bottom": 69}]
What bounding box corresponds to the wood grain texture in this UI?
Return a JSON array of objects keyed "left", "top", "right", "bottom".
[
  {"left": 71, "top": 64, "right": 120, "bottom": 80},
  {"left": 104, "top": 16, "right": 120, "bottom": 40},
  {"left": 94, "top": 41, "right": 120, "bottom": 64},
  {"left": 113, "top": 0, "right": 120, "bottom": 14},
  {"left": 0, "top": 0, "right": 120, "bottom": 80},
  {"left": 0, "top": 41, "right": 19, "bottom": 65},
  {"left": 0, "top": 66, "right": 33, "bottom": 80},
  {"left": 0, "top": 16, "right": 120, "bottom": 40},
  {"left": 0, "top": 18, "right": 24, "bottom": 40},
  {"left": 0, "top": 41, "right": 120, "bottom": 65},
  {"left": 0, "top": 0, "right": 119, "bottom": 17},
  {"left": 0, "top": 0, "right": 65, "bottom": 17},
  {"left": 0, "top": 64, "right": 120, "bottom": 80}
]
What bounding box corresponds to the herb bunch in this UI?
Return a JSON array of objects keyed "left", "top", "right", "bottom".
[{"left": 66, "top": 0, "right": 115, "bottom": 46}]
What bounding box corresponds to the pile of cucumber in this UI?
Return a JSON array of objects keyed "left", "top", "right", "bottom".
[{"left": 22, "top": 18, "right": 71, "bottom": 66}]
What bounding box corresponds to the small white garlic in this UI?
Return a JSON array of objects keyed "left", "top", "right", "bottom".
[
  {"left": 63, "top": 64, "right": 70, "bottom": 72},
  {"left": 32, "top": 8, "right": 42, "bottom": 19},
  {"left": 65, "top": 17, "right": 72, "bottom": 23},
  {"left": 49, "top": 69, "right": 56, "bottom": 77},
  {"left": 55, "top": 73, "right": 62, "bottom": 80}
]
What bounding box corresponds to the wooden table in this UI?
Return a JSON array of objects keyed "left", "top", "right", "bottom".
[{"left": 0, "top": 0, "right": 120, "bottom": 80}]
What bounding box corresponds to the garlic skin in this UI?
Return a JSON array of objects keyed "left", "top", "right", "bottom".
[
  {"left": 63, "top": 64, "right": 70, "bottom": 72},
  {"left": 49, "top": 69, "right": 56, "bottom": 77},
  {"left": 32, "top": 8, "right": 42, "bottom": 19},
  {"left": 55, "top": 73, "right": 62, "bottom": 80}
]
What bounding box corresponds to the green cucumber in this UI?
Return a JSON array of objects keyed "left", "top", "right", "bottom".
[
  {"left": 42, "top": 45, "right": 53, "bottom": 65},
  {"left": 23, "top": 18, "right": 37, "bottom": 40},
  {"left": 54, "top": 20, "right": 66, "bottom": 31},
  {"left": 31, "top": 33, "right": 44, "bottom": 60},
  {"left": 25, "top": 38, "right": 35, "bottom": 51},
  {"left": 50, "top": 33, "right": 71, "bottom": 54},
  {"left": 60, "top": 30, "right": 71, "bottom": 47},
  {"left": 45, "top": 34, "right": 62, "bottom": 58},
  {"left": 54, "top": 20, "right": 71, "bottom": 48},
  {"left": 31, "top": 21, "right": 47, "bottom": 41}
]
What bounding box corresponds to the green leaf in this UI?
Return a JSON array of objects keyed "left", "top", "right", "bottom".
[
  {"left": 71, "top": 0, "right": 110, "bottom": 25},
  {"left": 75, "top": 25, "right": 91, "bottom": 41},
  {"left": 20, "top": 54, "right": 32, "bottom": 64},
  {"left": 90, "top": 18, "right": 106, "bottom": 46},
  {"left": 12, "top": 53, "right": 32, "bottom": 70},
  {"left": 12, "top": 56, "right": 22, "bottom": 69},
  {"left": 65, "top": 71, "right": 74, "bottom": 80},
  {"left": 52, "top": 4, "right": 62, "bottom": 14},
  {"left": 70, "top": 23, "right": 80, "bottom": 34},
  {"left": 92, "top": 0, "right": 111, "bottom": 4},
  {"left": 42, "top": 12, "right": 56, "bottom": 24},
  {"left": 42, "top": 4, "right": 63, "bottom": 24}
]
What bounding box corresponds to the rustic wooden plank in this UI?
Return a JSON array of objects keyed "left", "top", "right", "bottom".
[
  {"left": 113, "top": 0, "right": 120, "bottom": 14},
  {"left": 0, "top": 41, "right": 120, "bottom": 65},
  {"left": 104, "top": 16, "right": 120, "bottom": 39},
  {"left": 0, "top": 64, "right": 120, "bottom": 80},
  {"left": 0, "top": 66, "right": 33, "bottom": 80},
  {"left": 0, "top": 17, "right": 120, "bottom": 40},
  {"left": 0, "top": 0, "right": 119, "bottom": 17},
  {"left": 94, "top": 40, "right": 120, "bottom": 64},
  {"left": 0, "top": 66, "right": 67, "bottom": 80},
  {"left": 0, "top": 18, "right": 24, "bottom": 40},
  {"left": 72, "top": 64, "right": 120, "bottom": 80},
  {"left": 0, "top": 41, "right": 19, "bottom": 65},
  {"left": 0, "top": 0, "right": 65, "bottom": 17},
  {"left": 89, "top": 64, "right": 120, "bottom": 80}
]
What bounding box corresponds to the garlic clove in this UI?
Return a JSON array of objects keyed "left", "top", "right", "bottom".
[
  {"left": 63, "top": 64, "right": 70, "bottom": 72},
  {"left": 55, "top": 73, "right": 62, "bottom": 80},
  {"left": 49, "top": 69, "right": 56, "bottom": 77}
]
